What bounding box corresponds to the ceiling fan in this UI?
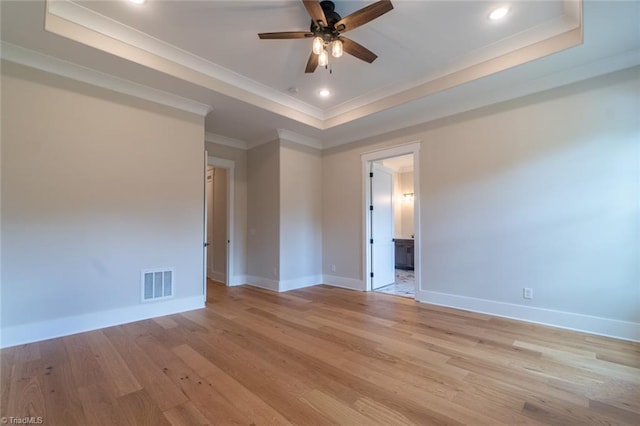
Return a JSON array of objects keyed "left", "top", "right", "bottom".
[{"left": 258, "top": 0, "right": 394, "bottom": 73}]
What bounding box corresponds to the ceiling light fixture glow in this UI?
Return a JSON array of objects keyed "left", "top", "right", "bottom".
[
  {"left": 128, "top": 0, "right": 147, "bottom": 4},
  {"left": 319, "top": 88, "right": 331, "bottom": 98},
  {"left": 318, "top": 49, "right": 329, "bottom": 67},
  {"left": 331, "top": 39, "right": 343, "bottom": 58},
  {"left": 312, "top": 37, "right": 324, "bottom": 55},
  {"left": 489, "top": 6, "right": 509, "bottom": 20}
]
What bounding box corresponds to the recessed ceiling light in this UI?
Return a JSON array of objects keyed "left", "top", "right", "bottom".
[
  {"left": 319, "top": 88, "right": 331, "bottom": 98},
  {"left": 489, "top": 6, "right": 509, "bottom": 20},
  {"left": 128, "top": 0, "right": 146, "bottom": 4}
]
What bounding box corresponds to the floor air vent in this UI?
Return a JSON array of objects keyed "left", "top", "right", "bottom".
[{"left": 142, "top": 268, "right": 174, "bottom": 302}]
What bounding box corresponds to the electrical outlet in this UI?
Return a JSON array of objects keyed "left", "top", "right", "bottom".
[
  {"left": 331, "top": 264, "right": 336, "bottom": 272},
  {"left": 523, "top": 288, "right": 533, "bottom": 299}
]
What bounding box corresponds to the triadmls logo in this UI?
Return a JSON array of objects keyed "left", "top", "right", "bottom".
[{"left": 1, "top": 417, "right": 44, "bottom": 425}]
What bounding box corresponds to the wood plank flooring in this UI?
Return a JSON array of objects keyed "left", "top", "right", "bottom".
[{"left": 1, "top": 281, "right": 639, "bottom": 425}]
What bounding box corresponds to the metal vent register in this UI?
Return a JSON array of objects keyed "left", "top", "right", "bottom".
[{"left": 141, "top": 268, "right": 174, "bottom": 302}]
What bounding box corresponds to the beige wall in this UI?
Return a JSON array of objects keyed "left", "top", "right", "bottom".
[
  {"left": 393, "top": 172, "right": 403, "bottom": 238},
  {"left": 322, "top": 67, "right": 640, "bottom": 328},
  {"left": 206, "top": 166, "right": 214, "bottom": 278},
  {"left": 322, "top": 144, "right": 365, "bottom": 281},
  {"left": 279, "top": 141, "right": 323, "bottom": 286},
  {"left": 1, "top": 62, "right": 205, "bottom": 339},
  {"left": 399, "top": 171, "right": 414, "bottom": 238},
  {"left": 205, "top": 142, "right": 248, "bottom": 285},
  {"left": 247, "top": 140, "right": 280, "bottom": 281},
  {"left": 212, "top": 167, "right": 227, "bottom": 277}
]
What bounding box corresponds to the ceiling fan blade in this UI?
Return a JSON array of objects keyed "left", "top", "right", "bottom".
[
  {"left": 302, "top": 0, "right": 327, "bottom": 27},
  {"left": 305, "top": 51, "right": 319, "bottom": 73},
  {"left": 341, "top": 37, "right": 377, "bottom": 63},
  {"left": 335, "top": 0, "right": 393, "bottom": 33},
  {"left": 258, "top": 31, "right": 314, "bottom": 39}
]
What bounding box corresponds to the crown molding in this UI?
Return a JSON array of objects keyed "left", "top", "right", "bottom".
[
  {"left": 323, "top": 22, "right": 584, "bottom": 128},
  {"left": 323, "top": 4, "right": 582, "bottom": 121},
  {"left": 205, "top": 132, "right": 248, "bottom": 150},
  {"left": 43, "top": 0, "right": 585, "bottom": 132},
  {"left": 0, "top": 42, "right": 211, "bottom": 117},
  {"left": 276, "top": 129, "right": 323, "bottom": 150},
  {"left": 45, "top": 0, "right": 324, "bottom": 126},
  {"left": 322, "top": 49, "right": 640, "bottom": 150}
]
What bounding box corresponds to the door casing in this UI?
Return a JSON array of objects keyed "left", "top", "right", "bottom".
[{"left": 361, "top": 142, "right": 421, "bottom": 294}]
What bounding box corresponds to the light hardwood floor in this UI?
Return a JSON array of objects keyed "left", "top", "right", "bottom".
[{"left": 2, "top": 281, "right": 639, "bottom": 425}]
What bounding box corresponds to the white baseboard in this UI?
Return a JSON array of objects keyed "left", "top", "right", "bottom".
[
  {"left": 322, "top": 275, "right": 366, "bottom": 291},
  {"left": 280, "top": 275, "right": 323, "bottom": 292},
  {"left": 245, "top": 275, "right": 279, "bottom": 292},
  {"left": 0, "top": 295, "right": 205, "bottom": 348},
  {"left": 208, "top": 270, "right": 225, "bottom": 282},
  {"left": 418, "top": 290, "right": 640, "bottom": 343},
  {"left": 228, "top": 275, "right": 247, "bottom": 287}
]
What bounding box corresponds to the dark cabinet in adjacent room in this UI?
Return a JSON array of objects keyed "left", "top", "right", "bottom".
[{"left": 395, "top": 239, "right": 414, "bottom": 270}]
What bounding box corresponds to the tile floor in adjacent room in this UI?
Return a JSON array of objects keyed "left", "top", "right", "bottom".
[{"left": 375, "top": 269, "right": 415, "bottom": 298}]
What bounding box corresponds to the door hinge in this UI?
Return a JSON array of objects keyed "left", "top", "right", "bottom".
[
  {"left": 370, "top": 238, "right": 374, "bottom": 244},
  {"left": 369, "top": 172, "right": 373, "bottom": 178},
  {"left": 370, "top": 272, "right": 374, "bottom": 278},
  {"left": 369, "top": 205, "right": 373, "bottom": 211}
]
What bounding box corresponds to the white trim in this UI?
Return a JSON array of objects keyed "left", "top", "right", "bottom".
[
  {"left": 228, "top": 275, "right": 247, "bottom": 287},
  {"left": 361, "top": 142, "right": 422, "bottom": 162},
  {"left": 207, "top": 157, "right": 235, "bottom": 287},
  {"left": 276, "top": 129, "right": 323, "bottom": 150},
  {"left": 45, "top": 0, "right": 324, "bottom": 124},
  {"left": 418, "top": 290, "right": 640, "bottom": 343},
  {"left": 208, "top": 157, "right": 236, "bottom": 170},
  {"left": 322, "top": 275, "right": 366, "bottom": 291},
  {"left": 0, "top": 296, "right": 204, "bottom": 348},
  {"left": 0, "top": 42, "right": 211, "bottom": 117},
  {"left": 323, "top": 9, "right": 582, "bottom": 124},
  {"left": 279, "top": 275, "right": 323, "bottom": 292},
  {"left": 246, "top": 131, "right": 280, "bottom": 150},
  {"left": 205, "top": 132, "right": 248, "bottom": 151},
  {"left": 43, "top": 0, "right": 583, "bottom": 131},
  {"left": 245, "top": 276, "right": 279, "bottom": 292}
]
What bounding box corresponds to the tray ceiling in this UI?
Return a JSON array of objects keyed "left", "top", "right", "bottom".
[{"left": 1, "top": 1, "right": 638, "bottom": 148}]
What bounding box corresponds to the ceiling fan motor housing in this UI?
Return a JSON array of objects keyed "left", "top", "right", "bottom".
[{"left": 310, "top": 0, "right": 343, "bottom": 37}]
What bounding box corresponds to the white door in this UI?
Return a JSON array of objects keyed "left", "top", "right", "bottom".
[
  {"left": 203, "top": 153, "right": 210, "bottom": 301},
  {"left": 371, "top": 163, "right": 395, "bottom": 289}
]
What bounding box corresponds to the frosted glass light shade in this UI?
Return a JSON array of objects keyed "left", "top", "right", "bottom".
[
  {"left": 312, "top": 37, "right": 324, "bottom": 55},
  {"left": 318, "top": 49, "right": 329, "bottom": 66},
  {"left": 331, "top": 39, "right": 343, "bottom": 58}
]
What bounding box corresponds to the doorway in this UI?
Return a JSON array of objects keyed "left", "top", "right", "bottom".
[
  {"left": 362, "top": 143, "right": 420, "bottom": 299},
  {"left": 205, "top": 157, "right": 235, "bottom": 290}
]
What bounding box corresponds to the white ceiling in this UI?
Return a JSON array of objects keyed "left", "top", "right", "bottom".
[{"left": 1, "top": 1, "right": 638, "bottom": 149}]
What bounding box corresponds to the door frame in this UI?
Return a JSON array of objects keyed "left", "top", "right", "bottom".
[
  {"left": 361, "top": 142, "right": 421, "bottom": 294},
  {"left": 207, "top": 156, "right": 235, "bottom": 287}
]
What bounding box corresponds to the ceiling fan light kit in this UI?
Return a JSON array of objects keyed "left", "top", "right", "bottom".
[
  {"left": 258, "top": 0, "right": 394, "bottom": 73},
  {"left": 331, "top": 39, "right": 343, "bottom": 58},
  {"left": 312, "top": 37, "right": 324, "bottom": 55}
]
